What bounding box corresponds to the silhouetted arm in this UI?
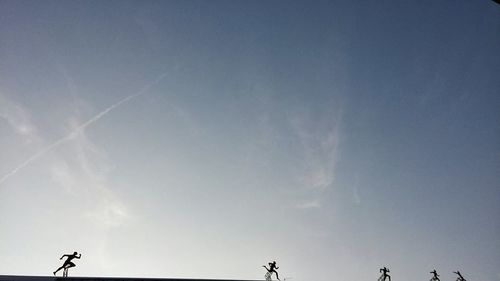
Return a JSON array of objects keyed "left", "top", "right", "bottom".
[
  {"left": 76, "top": 254, "right": 82, "bottom": 259},
  {"left": 60, "top": 255, "right": 68, "bottom": 260}
]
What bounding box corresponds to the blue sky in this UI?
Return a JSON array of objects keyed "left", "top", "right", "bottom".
[{"left": 0, "top": 1, "right": 499, "bottom": 281}]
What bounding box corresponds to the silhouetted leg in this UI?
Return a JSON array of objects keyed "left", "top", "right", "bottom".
[
  {"left": 54, "top": 265, "right": 65, "bottom": 275},
  {"left": 387, "top": 275, "right": 391, "bottom": 281},
  {"left": 274, "top": 270, "right": 280, "bottom": 281}
]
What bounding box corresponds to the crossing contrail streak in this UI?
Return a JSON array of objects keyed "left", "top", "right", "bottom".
[{"left": 0, "top": 72, "right": 168, "bottom": 185}]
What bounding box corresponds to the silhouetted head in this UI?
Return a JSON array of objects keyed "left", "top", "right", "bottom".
[{"left": 73, "top": 251, "right": 78, "bottom": 255}]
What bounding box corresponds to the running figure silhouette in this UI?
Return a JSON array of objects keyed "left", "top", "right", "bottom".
[
  {"left": 378, "top": 267, "right": 391, "bottom": 281},
  {"left": 430, "top": 270, "right": 440, "bottom": 281},
  {"left": 263, "top": 261, "right": 281, "bottom": 281},
  {"left": 453, "top": 271, "right": 466, "bottom": 281},
  {"left": 53, "top": 251, "right": 81, "bottom": 276}
]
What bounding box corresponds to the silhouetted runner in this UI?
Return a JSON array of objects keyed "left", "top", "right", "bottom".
[
  {"left": 378, "top": 267, "right": 391, "bottom": 281},
  {"left": 430, "top": 270, "right": 440, "bottom": 281},
  {"left": 53, "top": 251, "right": 81, "bottom": 276},
  {"left": 453, "top": 271, "right": 466, "bottom": 281},
  {"left": 263, "top": 261, "right": 281, "bottom": 281}
]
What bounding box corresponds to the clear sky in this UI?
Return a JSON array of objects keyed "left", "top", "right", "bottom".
[{"left": 0, "top": 1, "right": 499, "bottom": 281}]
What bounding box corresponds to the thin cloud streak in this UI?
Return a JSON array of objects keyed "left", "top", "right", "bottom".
[
  {"left": 0, "top": 72, "right": 168, "bottom": 185},
  {"left": 296, "top": 200, "right": 322, "bottom": 209}
]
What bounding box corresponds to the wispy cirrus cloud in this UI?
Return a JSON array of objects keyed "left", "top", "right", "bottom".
[
  {"left": 57, "top": 122, "right": 130, "bottom": 227},
  {"left": 0, "top": 69, "right": 169, "bottom": 228},
  {"left": 296, "top": 200, "right": 322, "bottom": 209},
  {"left": 1, "top": 89, "right": 131, "bottom": 228},
  {"left": 47, "top": 128, "right": 130, "bottom": 227},
  {"left": 50, "top": 161, "right": 77, "bottom": 193},
  {"left": 289, "top": 106, "right": 342, "bottom": 210},
  {"left": 291, "top": 109, "right": 342, "bottom": 192},
  {"left": 0, "top": 93, "right": 39, "bottom": 142},
  {"left": 0, "top": 95, "right": 127, "bottom": 234},
  {"left": 0, "top": 72, "right": 168, "bottom": 185}
]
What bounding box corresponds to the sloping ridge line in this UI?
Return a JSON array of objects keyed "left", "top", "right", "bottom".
[{"left": 0, "top": 276, "right": 262, "bottom": 281}]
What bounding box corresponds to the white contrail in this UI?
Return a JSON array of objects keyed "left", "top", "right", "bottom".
[{"left": 0, "top": 72, "right": 168, "bottom": 185}]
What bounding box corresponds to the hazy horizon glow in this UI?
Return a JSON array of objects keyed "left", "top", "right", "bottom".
[{"left": 0, "top": 1, "right": 499, "bottom": 281}]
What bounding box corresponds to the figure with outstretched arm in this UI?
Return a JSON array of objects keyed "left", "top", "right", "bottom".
[
  {"left": 263, "top": 261, "right": 281, "bottom": 281},
  {"left": 453, "top": 271, "right": 466, "bottom": 281},
  {"left": 430, "top": 270, "right": 440, "bottom": 281},
  {"left": 53, "top": 252, "right": 81, "bottom": 276},
  {"left": 379, "top": 267, "right": 391, "bottom": 281}
]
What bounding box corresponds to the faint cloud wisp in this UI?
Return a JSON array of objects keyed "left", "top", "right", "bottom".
[
  {"left": 291, "top": 110, "right": 342, "bottom": 192},
  {"left": 290, "top": 107, "right": 342, "bottom": 210},
  {"left": 0, "top": 72, "right": 168, "bottom": 185},
  {"left": 296, "top": 200, "right": 322, "bottom": 209},
  {"left": 0, "top": 93, "right": 39, "bottom": 142}
]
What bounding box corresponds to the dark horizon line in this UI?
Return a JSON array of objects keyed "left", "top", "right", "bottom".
[{"left": 0, "top": 275, "right": 263, "bottom": 281}]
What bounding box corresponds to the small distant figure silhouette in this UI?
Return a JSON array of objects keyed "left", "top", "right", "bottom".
[
  {"left": 430, "top": 270, "right": 440, "bottom": 281},
  {"left": 263, "top": 261, "right": 281, "bottom": 281},
  {"left": 378, "top": 267, "right": 391, "bottom": 281},
  {"left": 53, "top": 251, "right": 81, "bottom": 277},
  {"left": 453, "top": 271, "right": 466, "bottom": 281}
]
